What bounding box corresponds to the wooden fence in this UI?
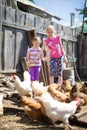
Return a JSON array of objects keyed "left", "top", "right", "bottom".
[
  {"left": 77, "top": 34, "right": 87, "bottom": 79},
  {"left": 0, "top": 2, "right": 77, "bottom": 73}
]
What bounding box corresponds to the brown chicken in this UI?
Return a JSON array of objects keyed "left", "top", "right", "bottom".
[
  {"left": 48, "top": 84, "right": 69, "bottom": 102},
  {"left": 80, "top": 82, "right": 87, "bottom": 94},
  {"left": 20, "top": 96, "right": 43, "bottom": 119},
  {"left": 70, "top": 85, "right": 87, "bottom": 106},
  {"left": 61, "top": 80, "right": 72, "bottom": 92}
]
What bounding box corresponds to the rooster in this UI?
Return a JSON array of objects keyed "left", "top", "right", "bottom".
[
  {"left": 36, "top": 92, "right": 80, "bottom": 129},
  {"left": 12, "top": 71, "right": 32, "bottom": 96},
  {"left": 32, "top": 81, "right": 48, "bottom": 96}
]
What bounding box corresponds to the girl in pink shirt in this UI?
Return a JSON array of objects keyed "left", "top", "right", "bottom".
[{"left": 35, "top": 25, "right": 68, "bottom": 86}]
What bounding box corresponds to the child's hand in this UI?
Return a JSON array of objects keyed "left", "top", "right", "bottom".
[
  {"left": 64, "top": 56, "right": 68, "bottom": 64},
  {"left": 42, "top": 57, "right": 47, "bottom": 61},
  {"left": 31, "top": 60, "right": 36, "bottom": 64}
]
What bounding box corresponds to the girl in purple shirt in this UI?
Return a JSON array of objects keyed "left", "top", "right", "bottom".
[{"left": 27, "top": 37, "right": 41, "bottom": 81}]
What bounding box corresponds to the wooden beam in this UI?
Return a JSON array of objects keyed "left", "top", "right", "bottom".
[
  {"left": 2, "top": 21, "right": 34, "bottom": 31},
  {"left": 0, "top": 0, "right": 2, "bottom": 70}
]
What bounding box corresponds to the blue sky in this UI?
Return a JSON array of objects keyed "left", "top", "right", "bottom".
[{"left": 35, "top": 0, "right": 84, "bottom": 26}]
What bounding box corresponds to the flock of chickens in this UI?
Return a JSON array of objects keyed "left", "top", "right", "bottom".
[{"left": 12, "top": 71, "right": 87, "bottom": 129}]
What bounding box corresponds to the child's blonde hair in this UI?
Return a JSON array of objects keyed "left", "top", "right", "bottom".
[
  {"left": 46, "top": 25, "right": 56, "bottom": 34},
  {"left": 32, "top": 36, "right": 41, "bottom": 44}
]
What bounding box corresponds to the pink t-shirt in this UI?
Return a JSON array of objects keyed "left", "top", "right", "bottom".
[{"left": 44, "top": 36, "right": 63, "bottom": 58}]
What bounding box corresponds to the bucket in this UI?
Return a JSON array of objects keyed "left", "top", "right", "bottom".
[
  {"left": 0, "top": 93, "right": 3, "bottom": 116},
  {"left": 63, "top": 68, "right": 75, "bottom": 85}
]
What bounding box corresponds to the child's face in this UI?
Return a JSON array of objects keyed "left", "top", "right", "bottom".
[
  {"left": 47, "top": 29, "right": 54, "bottom": 37},
  {"left": 33, "top": 41, "right": 40, "bottom": 47}
]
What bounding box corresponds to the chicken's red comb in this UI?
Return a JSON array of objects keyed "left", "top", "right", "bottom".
[
  {"left": 76, "top": 97, "right": 80, "bottom": 106},
  {"left": 76, "top": 97, "right": 80, "bottom": 101},
  {"left": 12, "top": 75, "right": 16, "bottom": 80}
]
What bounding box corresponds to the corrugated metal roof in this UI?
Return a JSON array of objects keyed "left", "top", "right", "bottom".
[{"left": 17, "top": 0, "right": 61, "bottom": 20}]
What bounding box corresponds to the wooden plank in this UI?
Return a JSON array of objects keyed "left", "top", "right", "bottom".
[
  {"left": 21, "top": 57, "right": 28, "bottom": 71},
  {"left": 0, "top": 0, "right": 2, "bottom": 35},
  {"left": 0, "top": 70, "right": 16, "bottom": 74},
  {"left": 77, "top": 34, "right": 87, "bottom": 78},
  {"left": 0, "top": 0, "right": 2, "bottom": 70},
  {"left": 4, "top": 28, "right": 15, "bottom": 70},
  {"left": 15, "top": 30, "right": 28, "bottom": 71},
  {"left": 15, "top": 30, "right": 24, "bottom": 71},
  {"left": 15, "top": 10, "right": 25, "bottom": 25},
  {"left": 2, "top": 5, "right": 5, "bottom": 21},
  {"left": 39, "top": 61, "right": 50, "bottom": 86},
  {"left": 6, "top": 6, "right": 15, "bottom": 23},
  {"left": 36, "top": 16, "right": 45, "bottom": 33},
  {"left": 57, "top": 24, "right": 62, "bottom": 34},
  {"left": 2, "top": 0, "right": 7, "bottom": 5},
  {"left": 2, "top": 21, "right": 33, "bottom": 31},
  {"left": 26, "top": 29, "right": 36, "bottom": 47},
  {"left": 25, "top": 13, "right": 34, "bottom": 27}
]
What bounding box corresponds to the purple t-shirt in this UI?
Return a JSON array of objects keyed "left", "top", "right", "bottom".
[{"left": 28, "top": 47, "right": 41, "bottom": 66}]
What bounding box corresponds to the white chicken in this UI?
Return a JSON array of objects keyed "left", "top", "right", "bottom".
[
  {"left": 32, "top": 81, "right": 48, "bottom": 96},
  {"left": 37, "top": 92, "right": 80, "bottom": 129},
  {"left": 12, "top": 71, "right": 32, "bottom": 96}
]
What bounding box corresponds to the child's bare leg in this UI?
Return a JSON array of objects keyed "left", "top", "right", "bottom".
[
  {"left": 49, "top": 76, "right": 54, "bottom": 84},
  {"left": 58, "top": 76, "right": 63, "bottom": 86}
]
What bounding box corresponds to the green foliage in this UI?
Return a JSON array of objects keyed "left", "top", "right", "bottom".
[{"left": 76, "top": 7, "right": 87, "bottom": 15}]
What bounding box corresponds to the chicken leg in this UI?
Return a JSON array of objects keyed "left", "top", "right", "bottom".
[{"left": 66, "top": 123, "right": 74, "bottom": 130}]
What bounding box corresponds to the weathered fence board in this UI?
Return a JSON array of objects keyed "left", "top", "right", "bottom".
[
  {"left": 25, "top": 13, "right": 35, "bottom": 27},
  {"left": 58, "top": 24, "right": 62, "bottom": 34},
  {"left": 15, "top": 30, "right": 23, "bottom": 67},
  {"left": 15, "top": 30, "right": 28, "bottom": 71},
  {"left": 36, "top": 16, "right": 51, "bottom": 33},
  {"left": 77, "top": 34, "right": 87, "bottom": 79},
  {"left": 2, "top": 5, "right": 5, "bottom": 21},
  {"left": 0, "top": 0, "right": 2, "bottom": 69},
  {"left": 4, "top": 28, "right": 15, "bottom": 70},
  {"left": 26, "top": 29, "right": 36, "bottom": 47},
  {"left": 15, "top": 10, "right": 25, "bottom": 25},
  {"left": 6, "top": 6, "right": 15, "bottom": 22},
  {"left": 2, "top": 26, "right": 29, "bottom": 71}
]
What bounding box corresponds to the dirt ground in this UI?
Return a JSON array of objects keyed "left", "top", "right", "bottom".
[{"left": 0, "top": 76, "right": 87, "bottom": 130}]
